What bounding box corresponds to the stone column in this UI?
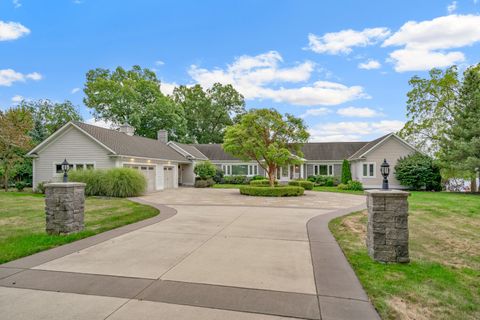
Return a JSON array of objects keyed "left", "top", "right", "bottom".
[
  {"left": 45, "top": 182, "right": 86, "bottom": 235},
  {"left": 366, "top": 190, "right": 410, "bottom": 263}
]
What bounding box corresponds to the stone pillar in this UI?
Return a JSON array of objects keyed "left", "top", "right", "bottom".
[
  {"left": 366, "top": 190, "right": 410, "bottom": 263},
  {"left": 45, "top": 182, "right": 86, "bottom": 235}
]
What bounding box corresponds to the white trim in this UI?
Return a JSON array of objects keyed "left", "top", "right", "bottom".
[
  {"left": 111, "top": 154, "right": 190, "bottom": 164},
  {"left": 361, "top": 162, "right": 376, "bottom": 178},
  {"left": 311, "top": 163, "right": 335, "bottom": 176},
  {"left": 167, "top": 142, "right": 194, "bottom": 158},
  {"left": 220, "top": 163, "right": 259, "bottom": 177}
]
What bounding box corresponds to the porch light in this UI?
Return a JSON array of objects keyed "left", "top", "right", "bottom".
[
  {"left": 380, "top": 159, "right": 390, "bottom": 190},
  {"left": 61, "top": 158, "right": 70, "bottom": 183}
]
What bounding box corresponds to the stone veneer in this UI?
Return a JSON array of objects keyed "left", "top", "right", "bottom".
[
  {"left": 45, "top": 182, "right": 86, "bottom": 235},
  {"left": 366, "top": 190, "right": 410, "bottom": 263}
]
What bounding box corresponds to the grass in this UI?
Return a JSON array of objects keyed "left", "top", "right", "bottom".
[
  {"left": 0, "top": 191, "right": 159, "bottom": 264},
  {"left": 329, "top": 192, "right": 480, "bottom": 320},
  {"left": 313, "top": 185, "right": 365, "bottom": 195}
]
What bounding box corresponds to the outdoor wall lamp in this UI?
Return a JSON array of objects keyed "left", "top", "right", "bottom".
[
  {"left": 380, "top": 158, "right": 390, "bottom": 190},
  {"left": 61, "top": 158, "right": 70, "bottom": 183}
]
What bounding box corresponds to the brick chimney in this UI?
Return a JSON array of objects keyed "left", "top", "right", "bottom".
[
  {"left": 119, "top": 124, "right": 135, "bottom": 136},
  {"left": 157, "top": 129, "right": 168, "bottom": 143}
]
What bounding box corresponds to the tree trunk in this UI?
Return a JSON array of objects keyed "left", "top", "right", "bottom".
[
  {"left": 471, "top": 173, "right": 478, "bottom": 193},
  {"left": 267, "top": 165, "right": 276, "bottom": 187}
]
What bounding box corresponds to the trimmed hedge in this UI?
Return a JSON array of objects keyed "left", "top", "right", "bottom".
[
  {"left": 249, "top": 179, "right": 278, "bottom": 186},
  {"left": 239, "top": 185, "right": 304, "bottom": 197},
  {"left": 195, "top": 178, "right": 215, "bottom": 188},
  {"left": 288, "top": 180, "right": 314, "bottom": 190},
  {"left": 222, "top": 175, "right": 250, "bottom": 184},
  {"left": 307, "top": 175, "right": 339, "bottom": 186},
  {"left": 68, "top": 168, "right": 146, "bottom": 197}
]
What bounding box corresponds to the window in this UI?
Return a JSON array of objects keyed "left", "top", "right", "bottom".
[
  {"left": 313, "top": 164, "right": 334, "bottom": 176},
  {"left": 76, "top": 164, "right": 84, "bottom": 170},
  {"left": 231, "top": 164, "right": 248, "bottom": 175},
  {"left": 222, "top": 164, "right": 258, "bottom": 176},
  {"left": 362, "top": 163, "right": 375, "bottom": 177},
  {"left": 86, "top": 164, "right": 94, "bottom": 170}
]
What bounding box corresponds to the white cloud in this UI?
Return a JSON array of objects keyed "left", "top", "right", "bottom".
[
  {"left": 307, "top": 28, "right": 390, "bottom": 55},
  {"left": 383, "top": 14, "right": 480, "bottom": 71},
  {"left": 71, "top": 87, "right": 80, "bottom": 94},
  {"left": 86, "top": 118, "right": 114, "bottom": 128},
  {"left": 0, "top": 20, "right": 30, "bottom": 41},
  {"left": 11, "top": 95, "right": 23, "bottom": 103},
  {"left": 337, "top": 107, "right": 382, "bottom": 118},
  {"left": 155, "top": 60, "right": 165, "bottom": 66},
  {"left": 358, "top": 59, "right": 381, "bottom": 70},
  {"left": 188, "top": 51, "right": 367, "bottom": 106},
  {"left": 299, "top": 107, "right": 331, "bottom": 118},
  {"left": 0, "top": 69, "right": 42, "bottom": 86},
  {"left": 160, "top": 81, "right": 177, "bottom": 95},
  {"left": 13, "top": 0, "right": 21, "bottom": 8},
  {"left": 309, "top": 120, "right": 404, "bottom": 142},
  {"left": 447, "top": 1, "right": 457, "bottom": 13}
]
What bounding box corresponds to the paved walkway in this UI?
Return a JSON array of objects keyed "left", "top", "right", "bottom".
[{"left": 0, "top": 188, "right": 379, "bottom": 320}]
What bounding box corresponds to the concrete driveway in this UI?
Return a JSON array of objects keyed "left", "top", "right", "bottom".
[{"left": 0, "top": 188, "right": 379, "bottom": 320}]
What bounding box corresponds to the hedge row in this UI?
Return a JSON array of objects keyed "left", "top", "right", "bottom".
[
  {"left": 68, "top": 168, "right": 146, "bottom": 197},
  {"left": 337, "top": 180, "right": 364, "bottom": 191},
  {"left": 249, "top": 179, "right": 278, "bottom": 186},
  {"left": 288, "top": 180, "right": 314, "bottom": 190},
  {"left": 239, "top": 185, "right": 304, "bottom": 197}
]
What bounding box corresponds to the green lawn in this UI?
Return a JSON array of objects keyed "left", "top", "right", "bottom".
[
  {"left": 312, "top": 185, "right": 365, "bottom": 195},
  {"left": 212, "top": 184, "right": 242, "bottom": 189},
  {"left": 0, "top": 192, "right": 158, "bottom": 264},
  {"left": 329, "top": 192, "right": 480, "bottom": 320}
]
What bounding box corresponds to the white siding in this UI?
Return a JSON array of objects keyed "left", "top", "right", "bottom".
[
  {"left": 180, "top": 162, "right": 195, "bottom": 186},
  {"left": 34, "top": 127, "right": 116, "bottom": 188},
  {"left": 119, "top": 156, "right": 180, "bottom": 190},
  {"left": 352, "top": 136, "right": 415, "bottom": 189}
]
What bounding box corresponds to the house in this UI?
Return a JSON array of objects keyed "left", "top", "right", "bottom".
[{"left": 27, "top": 121, "right": 418, "bottom": 191}]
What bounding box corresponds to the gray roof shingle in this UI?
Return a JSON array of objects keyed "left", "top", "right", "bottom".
[
  {"left": 172, "top": 142, "right": 209, "bottom": 160},
  {"left": 73, "top": 122, "right": 188, "bottom": 162}
]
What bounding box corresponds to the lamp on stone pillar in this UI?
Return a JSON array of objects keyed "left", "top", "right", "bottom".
[
  {"left": 61, "top": 158, "right": 70, "bottom": 183},
  {"left": 380, "top": 159, "right": 390, "bottom": 190}
]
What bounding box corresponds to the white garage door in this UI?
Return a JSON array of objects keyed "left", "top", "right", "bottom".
[
  {"left": 164, "top": 166, "right": 174, "bottom": 189},
  {"left": 123, "top": 164, "right": 156, "bottom": 193}
]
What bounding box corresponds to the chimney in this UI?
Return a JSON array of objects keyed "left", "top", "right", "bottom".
[
  {"left": 157, "top": 129, "right": 168, "bottom": 143},
  {"left": 119, "top": 124, "right": 135, "bottom": 136}
]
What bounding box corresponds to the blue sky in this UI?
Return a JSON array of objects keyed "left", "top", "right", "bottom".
[{"left": 2, "top": 0, "right": 480, "bottom": 142}]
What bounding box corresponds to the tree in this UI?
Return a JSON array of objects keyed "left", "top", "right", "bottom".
[
  {"left": 20, "top": 99, "right": 83, "bottom": 144},
  {"left": 439, "top": 64, "right": 480, "bottom": 192},
  {"left": 341, "top": 159, "right": 352, "bottom": 184},
  {"left": 84, "top": 65, "right": 187, "bottom": 141},
  {"left": 395, "top": 153, "right": 442, "bottom": 191},
  {"left": 399, "top": 66, "right": 459, "bottom": 156},
  {"left": 173, "top": 83, "right": 245, "bottom": 143},
  {"left": 223, "top": 108, "right": 309, "bottom": 187},
  {"left": 0, "top": 106, "right": 33, "bottom": 191}
]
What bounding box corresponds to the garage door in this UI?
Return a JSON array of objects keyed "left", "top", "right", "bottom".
[
  {"left": 164, "top": 166, "right": 174, "bottom": 189},
  {"left": 123, "top": 164, "right": 156, "bottom": 193}
]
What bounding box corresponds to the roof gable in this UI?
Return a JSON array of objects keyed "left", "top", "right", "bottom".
[{"left": 348, "top": 133, "right": 417, "bottom": 160}]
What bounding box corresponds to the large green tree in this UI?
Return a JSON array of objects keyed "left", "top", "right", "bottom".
[
  {"left": 223, "top": 108, "right": 309, "bottom": 187},
  {"left": 172, "top": 83, "right": 245, "bottom": 143},
  {"left": 20, "top": 99, "right": 83, "bottom": 144},
  {"left": 439, "top": 64, "right": 480, "bottom": 192},
  {"left": 84, "top": 65, "right": 186, "bottom": 141},
  {"left": 399, "top": 66, "right": 459, "bottom": 156},
  {"left": 0, "top": 106, "right": 33, "bottom": 191}
]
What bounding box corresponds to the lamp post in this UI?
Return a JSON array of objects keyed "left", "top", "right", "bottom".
[
  {"left": 61, "top": 158, "right": 70, "bottom": 183},
  {"left": 380, "top": 159, "right": 390, "bottom": 190}
]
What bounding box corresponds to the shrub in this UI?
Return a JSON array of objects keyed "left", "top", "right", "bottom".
[
  {"left": 341, "top": 159, "right": 352, "bottom": 184},
  {"left": 194, "top": 161, "right": 217, "bottom": 180},
  {"left": 103, "top": 168, "right": 147, "bottom": 197},
  {"left": 338, "top": 180, "right": 364, "bottom": 191},
  {"left": 250, "top": 179, "right": 278, "bottom": 186},
  {"left": 239, "top": 185, "right": 304, "bottom": 197},
  {"left": 395, "top": 153, "right": 442, "bottom": 191},
  {"left": 213, "top": 168, "right": 224, "bottom": 183},
  {"left": 35, "top": 181, "right": 47, "bottom": 194},
  {"left": 15, "top": 181, "right": 27, "bottom": 192},
  {"left": 195, "top": 178, "right": 215, "bottom": 188},
  {"left": 307, "top": 175, "right": 339, "bottom": 186},
  {"left": 222, "top": 175, "right": 249, "bottom": 184},
  {"left": 250, "top": 175, "right": 267, "bottom": 181},
  {"left": 288, "top": 180, "right": 314, "bottom": 190},
  {"left": 69, "top": 168, "right": 146, "bottom": 197}
]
